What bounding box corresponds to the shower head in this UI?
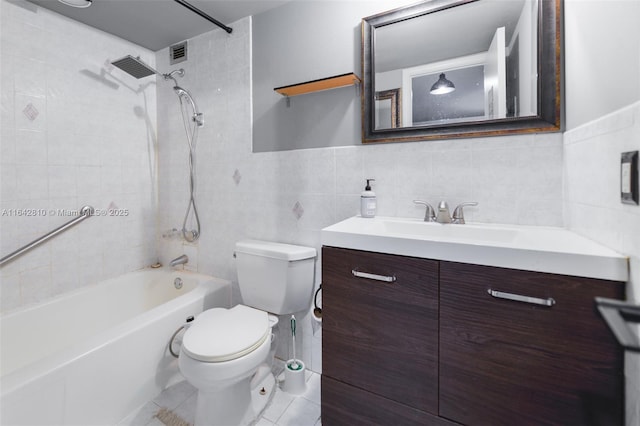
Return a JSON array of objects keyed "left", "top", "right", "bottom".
[
  {"left": 111, "top": 55, "right": 158, "bottom": 79},
  {"left": 173, "top": 86, "right": 190, "bottom": 99},
  {"left": 174, "top": 85, "right": 204, "bottom": 127}
]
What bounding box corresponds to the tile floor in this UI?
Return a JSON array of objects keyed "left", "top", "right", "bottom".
[{"left": 119, "top": 360, "right": 321, "bottom": 426}]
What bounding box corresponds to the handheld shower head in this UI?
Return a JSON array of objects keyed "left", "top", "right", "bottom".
[
  {"left": 173, "top": 86, "right": 190, "bottom": 98},
  {"left": 174, "top": 86, "right": 204, "bottom": 127}
]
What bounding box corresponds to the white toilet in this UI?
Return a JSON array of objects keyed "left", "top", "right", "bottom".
[{"left": 178, "top": 240, "right": 316, "bottom": 426}]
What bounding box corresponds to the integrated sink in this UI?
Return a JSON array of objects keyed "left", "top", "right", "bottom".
[
  {"left": 381, "top": 219, "right": 518, "bottom": 244},
  {"left": 321, "top": 216, "right": 628, "bottom": 282}
]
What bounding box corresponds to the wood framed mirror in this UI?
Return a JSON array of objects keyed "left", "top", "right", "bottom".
[{"left": 361, "top": 0, "right": 563, "bottom": 144}]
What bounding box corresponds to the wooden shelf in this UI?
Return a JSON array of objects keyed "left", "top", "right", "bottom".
[{"left": 274, "top": 73, "right": 361, "bottom": 97}]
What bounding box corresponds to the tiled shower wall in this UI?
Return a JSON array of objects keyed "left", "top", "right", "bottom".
[
  {"left": 156, "top": 17, "right": 565, "bottom": 374},
  {"left": 0, "top": 0, "right": 158, "bottom": 313},
  {"left": 563, "top": 102, "right": 640, "bottom": 425}
]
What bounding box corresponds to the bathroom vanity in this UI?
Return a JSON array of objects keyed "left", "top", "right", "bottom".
[{"left": 321, "top": 217, "right": 628, "bottom": 426}]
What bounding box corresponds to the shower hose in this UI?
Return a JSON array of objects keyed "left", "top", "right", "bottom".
[
  {"left": 169, "top": 316, "right": 194, "bottom": 358},
  {"left": 178, "top": 93, "right": 201, "bottom": 242}
]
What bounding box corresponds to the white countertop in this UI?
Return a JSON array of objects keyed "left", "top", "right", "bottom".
[{"left": 321, "top": 216, "right": 629, "bottom": 282}]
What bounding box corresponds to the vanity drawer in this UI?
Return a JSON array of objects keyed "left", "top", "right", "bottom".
[
  {"left": 439, "top": 261, "right": 624, "bottom": 426},
  {"left": 322, "top": 246, "right": 439, "bottom": 414},
  {"left": 322, "top": 375, "right": 458, "bottom": 426}
]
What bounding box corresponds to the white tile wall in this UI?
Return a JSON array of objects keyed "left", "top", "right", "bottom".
[
  {"left": 0, "top": 0, "right": 158, "bottom": 313},
  {"left": 2, "top": 0, "right": 635, "bottom": 422},
  {"left": 563, "top": 101, "right": 640, "bottom": 426},
  {"left": 155, "top": 16, "right": 565, "bottom": 375}
]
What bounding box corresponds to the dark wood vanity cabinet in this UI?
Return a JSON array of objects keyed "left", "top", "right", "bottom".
[
  {"left": 322, "top": 376, "right": 457, "bottom": 426},
  {"left": 322, "top": 247, "right": 440, "bottom": 421},
  {"left": 322, "top": 247, "right": 625, "bottom": 426},
  {"left": 439, "top": 261, "right": 625, "bottom": 426}
]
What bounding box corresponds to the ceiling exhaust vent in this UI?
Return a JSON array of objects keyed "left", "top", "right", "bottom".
[{"left": 170, "top": 41, "right": 187, "bottom": 65}]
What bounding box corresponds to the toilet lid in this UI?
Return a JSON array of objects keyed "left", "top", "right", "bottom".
[{"left": 182, "top": 305, "right": 270, "bottom": 362}]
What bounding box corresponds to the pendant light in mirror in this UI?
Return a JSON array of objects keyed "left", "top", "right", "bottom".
[{"left": 430, "top": 73, "right": 455, "bottom": 95}]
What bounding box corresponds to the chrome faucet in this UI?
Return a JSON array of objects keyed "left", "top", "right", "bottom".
[
  {"left": 169, "top": 254, "right": 188, "bottom": 267},
  {"left": 413, "top": 200, "right": 478, "bottom": 224},
  {"left": 436, "top": 201, "right": 452, "bottom": 224}
]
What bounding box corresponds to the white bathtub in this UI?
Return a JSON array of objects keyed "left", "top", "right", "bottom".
[{"left": 0, "top": 268, "right": 231, "bottom": 425}]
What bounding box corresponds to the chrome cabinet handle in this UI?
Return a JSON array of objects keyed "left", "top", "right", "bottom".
[
  {"left": 352, "top": 269, "right": 396, "bottom": 283},
  {"left": 488, "top": 289, "right": 556, "bottom": 307}
]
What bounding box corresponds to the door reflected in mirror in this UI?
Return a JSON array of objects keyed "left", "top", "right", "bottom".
[
  {"left": 375, "top": 88, "right": 402, "bottom": 129},
  {"left": 362, "top": 0, "right": 562, "bottom": 143}
]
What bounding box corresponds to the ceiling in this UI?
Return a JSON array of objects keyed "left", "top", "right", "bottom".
[
  {"left": 26, "top": 0, "right": 530, "bottom": 65},
  {"left": 375, "top": 0, "right": 528, "bottom": 72},
  {"left": 25, "top": 0, "right": 294, "bottom": 51}
]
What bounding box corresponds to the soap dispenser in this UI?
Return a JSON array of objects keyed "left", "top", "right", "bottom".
[{"left": 360, "top": 179, "right": 377, "bottom": 218}]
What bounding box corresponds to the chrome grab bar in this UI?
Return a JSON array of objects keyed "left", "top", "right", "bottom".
[
  {"left": 352, "top": 269, "right": 396, "bottom": 283},
  {"left": 488, "top": 289, "right": 556, "bottom": 307},
  {"left": 0, "top": 206, "right": 94, "bottom": 267},
  {"left": 596, "top": 297, "right": 640, "bottom": 353}
]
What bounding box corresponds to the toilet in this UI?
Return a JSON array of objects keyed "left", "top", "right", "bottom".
[{"left": 178, "top": 240, "right": 316, "bottom": 426}]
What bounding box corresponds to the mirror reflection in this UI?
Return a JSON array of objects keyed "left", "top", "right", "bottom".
[{"left": 373, "top": 0, "right": 538, "bottom": 130}]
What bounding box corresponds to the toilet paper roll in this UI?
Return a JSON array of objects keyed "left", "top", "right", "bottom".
[
  {"left": 311, "top": 306, "right": 322, "bottom": 323},
  {"left": 311, "top": 285, "right": 322, "bottom": 324},
  {"left": 310, "top": 305, "right": 322, "bottom": 336}
]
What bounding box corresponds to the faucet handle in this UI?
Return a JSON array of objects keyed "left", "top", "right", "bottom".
[
  {"left": 413, "top": 200, "right": 436, "bottom": 222},
  {"left": 452, "top": 202, "right": 478, "bottom": 224}
]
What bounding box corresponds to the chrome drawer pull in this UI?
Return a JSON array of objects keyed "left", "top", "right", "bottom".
[
  {"left": 488, "top": 289, "right": 556, "bottom": 307},
  {"left": 352, "top": 269, "right": 396, "bottom": 283}
]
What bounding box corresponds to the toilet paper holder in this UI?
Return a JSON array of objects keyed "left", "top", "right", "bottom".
[{"left": 313, "top": 284, "right": 322, "bottom": 319}]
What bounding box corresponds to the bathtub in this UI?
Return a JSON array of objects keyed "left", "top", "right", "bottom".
[{"left": 0, "top": 268, "right": 231, "bottom": 425}]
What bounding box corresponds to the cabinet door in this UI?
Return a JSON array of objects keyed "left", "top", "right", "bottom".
[
  {"left": 322, "top": 247, "right": 439, "bottom": 414},
  {"left": 439, "top": 261, "right": 624, "bottom": 426},
  {"left": 322, "top": 376, "right": 458, "bottom": 426}
]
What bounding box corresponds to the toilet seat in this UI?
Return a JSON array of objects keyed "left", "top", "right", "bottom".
[{"left": 182, "top": 305, "right": 270, "bottom": 362}]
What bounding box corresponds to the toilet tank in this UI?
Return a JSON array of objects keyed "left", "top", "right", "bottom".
[{"left": 235, "top": 240, "right": 316, "bottom": 315}]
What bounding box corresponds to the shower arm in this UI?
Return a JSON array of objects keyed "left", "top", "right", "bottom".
[{"left": 163, "top": 69, "right": 184, "bottom": 82}]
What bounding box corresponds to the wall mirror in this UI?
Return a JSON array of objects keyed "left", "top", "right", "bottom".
[{"left": 362, "top": 0, "right": 562, "bottom": 143}]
